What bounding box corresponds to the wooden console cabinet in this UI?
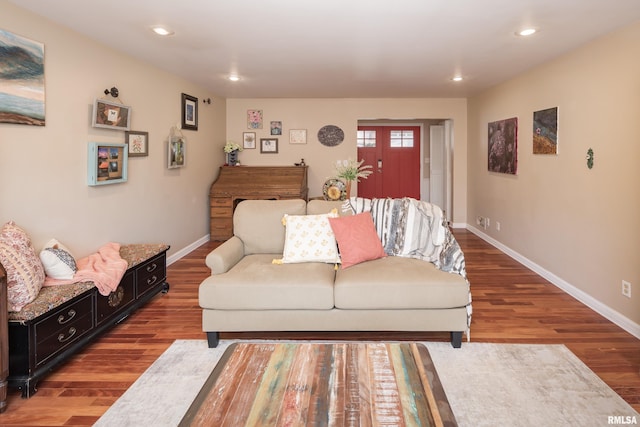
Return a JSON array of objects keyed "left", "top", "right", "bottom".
[
  {"left": 7, "top": 244, "right": 169, "bottom": 398},
  {"left": 209, "top": 166, "right": 308, "bottom": 240}
]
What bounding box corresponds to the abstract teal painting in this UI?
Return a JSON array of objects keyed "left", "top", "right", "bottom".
[{"left": 0, "top": 29, "right": 45, "bottom": 126}]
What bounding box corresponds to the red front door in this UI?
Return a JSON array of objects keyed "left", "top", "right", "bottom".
[{"left": 357, "top": 126, "right": 421, "bottom": 199}]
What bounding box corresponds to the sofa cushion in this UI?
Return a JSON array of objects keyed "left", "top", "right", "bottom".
[
  {"left": 280, "top": 211, "right": 340, "bottom": 264},
  {"left": 334, "top": 256, "right": 469, "bottom": 309},
  {"left": 0, "top": 221, "right": 46, "bottom": 312},
  {"left": 328, "top": 212, "right": 386, "bottom": 268},
  {"left": 199, "top": 254, "right": 336, "bottom": 310},
  {"left": 234, "top": 199, "right": 307, "bottom": 255}
]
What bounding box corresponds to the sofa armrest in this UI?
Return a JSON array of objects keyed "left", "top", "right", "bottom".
[{"left": 205, "top": 236, "right": 245, "bottom": 274}]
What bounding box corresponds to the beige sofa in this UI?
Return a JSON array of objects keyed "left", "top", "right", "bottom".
[{"left": 199, "top": 199, "right": 471, "bottom": 348}]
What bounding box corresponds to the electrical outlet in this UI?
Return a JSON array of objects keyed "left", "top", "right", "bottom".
[
  {"left": 476, "top": 216, "right": 483, "bottom": 226},
  {"left": 496, "top": 221, "right": 501, "bottom": 231},
  {"left": 485, "top": 218, "right": 490, "bottom": 229},
  {"left": 622, "top": 280, "right": 631, "bottom": 298}
]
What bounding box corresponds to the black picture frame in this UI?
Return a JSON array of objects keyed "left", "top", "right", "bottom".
[{"left": 181, "top": 93, "right": 198, "bottom": 131}]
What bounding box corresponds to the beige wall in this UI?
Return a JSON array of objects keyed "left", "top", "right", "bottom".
[
  {"left": 468, "top": 22, "right": 640, "bottom": 325},
  {"left": 0, "top": 2, "right": 226, "bottom": 259},
  {"left": 226, "top": 98, "right": 468, "bottom": 223}
]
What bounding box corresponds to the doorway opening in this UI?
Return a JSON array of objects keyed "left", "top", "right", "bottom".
[{"left": 356, "top": 119, "right": 453, "bottom": 222}]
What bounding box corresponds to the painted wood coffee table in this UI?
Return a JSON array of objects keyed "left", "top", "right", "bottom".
[{"left": 180, "top": 342, "right": 457, "bottom": 427}]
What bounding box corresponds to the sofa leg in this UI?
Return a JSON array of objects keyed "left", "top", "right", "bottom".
[
  {"left": 207, "top": 332, "right": 220, "bottom": 348},
  {"left": 450, "top": 331, "right": 462, "bottom": 348}
]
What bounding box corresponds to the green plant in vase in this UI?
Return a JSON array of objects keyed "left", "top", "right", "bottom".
[{"left": 333, "top": 159, "right": 373, "bottom": 198}]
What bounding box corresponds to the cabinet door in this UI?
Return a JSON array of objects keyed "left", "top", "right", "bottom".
[{"left": 96, "top": 270, "right": 135, "bottom": 324}]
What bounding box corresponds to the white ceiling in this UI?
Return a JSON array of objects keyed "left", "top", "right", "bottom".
[{"left": 12, "top": 0, "right": 640, "bottom": 98}]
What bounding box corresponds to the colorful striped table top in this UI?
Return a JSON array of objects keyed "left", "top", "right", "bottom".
[{"left": 180, "top": 342, "right": 457, "bottom": 427}]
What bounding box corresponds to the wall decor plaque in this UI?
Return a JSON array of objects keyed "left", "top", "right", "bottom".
[{"left": 317, "top": 125, "right": 344, "bottom": 147}]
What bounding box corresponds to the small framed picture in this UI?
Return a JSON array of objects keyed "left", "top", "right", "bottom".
[
  {"left": 260, "top": 138, "right": 278, "bottom": 153},
  {"left": 87, "top": 142, "right": 128, "bottom": 186},
  {"left": 92, "top": 99, "right": 131, "bottom": 130},
  {"left": 243, "top": 132, "right": 256, "bottom": 149},
  {"left": 270, "top": 121, "right": 282, "bottom": 135},
  {"left": 168, "top": 136, "right": 186, "bottom": 169},
  {"left": 181, "top": 93, "right": 198, "bottom": 131},
  {"left": 289, "top": 129, "right": 307, "bottom": 144},
  {"left": 125, "top": 131, "right": 149, "bottom": 157},
  {"left": 247, "top": 109, "right": 263, "bottom": 129}
]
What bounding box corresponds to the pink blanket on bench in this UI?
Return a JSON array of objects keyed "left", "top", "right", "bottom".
[{"left": 43, "top": 242, "right": 127, "bottom": 296}]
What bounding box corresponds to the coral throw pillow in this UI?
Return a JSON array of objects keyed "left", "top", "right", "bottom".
[
  {"left": 328, "top": 212, "right": 386, "bottom": 268},
  {"left": 0, "top": 221, "right": 45, "bottom": 311}
]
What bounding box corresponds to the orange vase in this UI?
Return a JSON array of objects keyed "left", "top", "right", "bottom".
[{"left": 345, "top": 181, "right": 352, "bottom": 199}]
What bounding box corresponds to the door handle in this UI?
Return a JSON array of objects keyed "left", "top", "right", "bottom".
[{"left": 377, "top": 159, "right": 382, "bottom": 172}]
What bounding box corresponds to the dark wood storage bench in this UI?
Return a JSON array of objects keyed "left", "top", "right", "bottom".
[{"left": 7, "top": 244, "right": 170, "bottom": 398}]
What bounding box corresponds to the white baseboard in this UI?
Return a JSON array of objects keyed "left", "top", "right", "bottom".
[
  {"left": 167, "top": 234, "right": 210, "bottom": 266},
  {"left": 466, "top": 225, "right": 640, "bottom": 340}
]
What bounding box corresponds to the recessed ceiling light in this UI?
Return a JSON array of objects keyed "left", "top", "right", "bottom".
[
  {"left": 228, "top": 75, "right": 240, "bottom": 82},
  {"left": 151, "top": 26, "right": 174, "bottom": 36},
  {"left": 517, "top": 28, "right": 537, "bottom": 37},
  {"left": 452, "top": 76, "right": 463, "bottom": 82}
]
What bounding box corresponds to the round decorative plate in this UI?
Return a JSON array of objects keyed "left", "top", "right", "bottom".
[
  {"left": 322, "top": 178, "right": 347, "bottom": 201},
  {"left": 317, "top": 125, "right": 344, "bottom": 147}
]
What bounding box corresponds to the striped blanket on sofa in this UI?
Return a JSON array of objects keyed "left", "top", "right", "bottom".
[
  {"left": 343, "top": 197, "right": 467, "bottom": 278},
  {"left": 343, "top": 197, "right": 473, "bottom": 337}
]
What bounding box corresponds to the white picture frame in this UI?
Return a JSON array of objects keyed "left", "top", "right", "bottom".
[{"left": 289, "top": 129, "right": 307, "bottom": 144}]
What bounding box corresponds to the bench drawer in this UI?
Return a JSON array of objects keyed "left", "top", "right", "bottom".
[
  {"left": 136, "top": 253, "right": 166, "bottom": 297},
  {"left": 34, "top": 294, "right": 94, "bottom": 366}
]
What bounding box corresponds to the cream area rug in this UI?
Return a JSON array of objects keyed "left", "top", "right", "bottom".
[{"left": 95, "top": 340, "right": 638, "bottom": 427}]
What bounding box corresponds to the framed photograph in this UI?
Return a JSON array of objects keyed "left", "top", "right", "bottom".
[
  {"left": 289, "top": 129, "right": 307, "bottom": 144},
  {"left": 270, "top": 121, "right": 282, "bottom": 135},
  {"left": 247, "top": 109, "right": 263, "bottom": 129},
  {"left": 168, "top": 136, "right": 186, "bottom": 169},
  {"left": 125, "top": 131, "right": 149, "bottom": 157},
  {"left": 92, "top": 99, "right": 131, "bottom": 130},
  {"left": 87, "top": 142, "right": 128, "bottom": 186},
  {"left": 243, "top": 132, "right": 256, "bottom": 149},
  {"left": 181, "top": 93, "right": 198, "bottom": 131},
  {"left": 260, "top": 138, "right": 278, "bottom": 153}
]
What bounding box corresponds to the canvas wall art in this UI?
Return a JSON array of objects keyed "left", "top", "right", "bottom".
[
  {"left": 488, "top": 117, "right": 518, "bottom": 175},
  {"left": 0, "top": 29, "right": 45, "bottom": 126},
  {"left": 533, "top": 107, "right": 558, "bottom": 154}
]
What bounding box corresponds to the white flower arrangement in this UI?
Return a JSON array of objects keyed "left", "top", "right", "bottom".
[
  {"left": 224, "top": 141, "right": 242, "bottom": 153},
  {"left": 334, "top": 159, "right": 373, "bottom": 182}
]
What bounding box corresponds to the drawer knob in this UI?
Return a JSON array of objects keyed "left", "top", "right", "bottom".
[
  {"left": 58, "top": 309, "right": 77, "bottom": 325},
  {"left": 58, "top": 327, "right": 77, "bottom": 343},
  {"left": 147, "top": 275, "right": 158, "bottom": 286},
  {"left": 146, "top": 263, "right": 157, "bottom": 273}
]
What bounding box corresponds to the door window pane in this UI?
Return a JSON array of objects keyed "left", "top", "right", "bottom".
[
  {"left": 357, "top": 130, "right": 376, "bottom": 147},
  {"left": 390, "top": 129, "right": 414, "bottom": 147}
]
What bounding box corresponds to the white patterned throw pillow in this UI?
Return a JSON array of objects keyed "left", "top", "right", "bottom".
[
  {"left": 280, "top": 210, "right": 341, "bottom": 264},
  {"left": 39, "top": 238, "right": 77, "bottom": 280}
]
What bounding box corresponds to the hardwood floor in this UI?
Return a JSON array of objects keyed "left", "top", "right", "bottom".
[{"left": 1, "top": 230, "right": 638, "bottom": 425}]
